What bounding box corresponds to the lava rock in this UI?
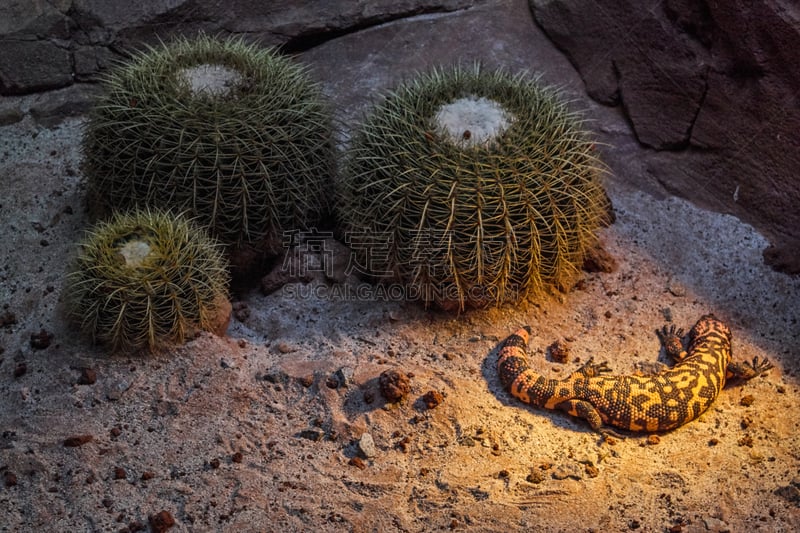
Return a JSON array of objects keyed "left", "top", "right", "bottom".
[
  {"left": 149, "top": 510, "right": 175, "bottom": 532},
  {"left": 378, "top": 369, "right": 411, "bottom": 403}
]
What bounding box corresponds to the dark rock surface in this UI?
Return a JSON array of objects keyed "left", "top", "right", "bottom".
[
  {"left": 1, "top": 0, "right": 798, "bottom": 271},
  {"left": 0, "top": 0, "right": 474, "bottom": 94},
  {"left": 529, "top": 0, "right": 800, "bottom": 273}
]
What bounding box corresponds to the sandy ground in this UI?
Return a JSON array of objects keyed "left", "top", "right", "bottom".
[
  {"left": 1, "top": 111, "right": 799, "bottom": 532},
  {"left": 2, "top": 3, "right": 800, "bottom": 532}
]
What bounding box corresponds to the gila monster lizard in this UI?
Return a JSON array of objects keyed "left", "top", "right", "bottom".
[{"left": 496, "top": 314, "right": 772, "bottom": 437}]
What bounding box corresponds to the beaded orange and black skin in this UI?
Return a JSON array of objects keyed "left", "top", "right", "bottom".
[{"left": 496, "top": 315, "right": 773, "bottom": 438}]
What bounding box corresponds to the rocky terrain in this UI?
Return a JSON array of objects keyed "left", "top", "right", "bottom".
[{"left": 2, "top": 1, "right": 799, "bottom": 531}]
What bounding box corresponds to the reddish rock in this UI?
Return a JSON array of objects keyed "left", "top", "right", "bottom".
[
  {"left": 378, "top": 369, "right": 411, "bottom": 403},
  {"left": 547, "top": 339, "right": 571, "bottom": 364},
  {"left": 149, "top": 511, "right": 175, "bottom": 532},
  {"left": 29, "top": 329, "right": 53, "bottom": 350},
  {"left": 3, "top": 471, "right": 17, "bottom": 487},
  {"left": 63, "top": 435, "right": 93, "bottom": 447},
  {"left": 13, "top": 362, "right": 26, "bottom": 378},
  {"left": 421, "top": 390, "right": 444, "bottom": 410},
  {"left": 77, "top": 368, "right": 97, "bottom": 385}
]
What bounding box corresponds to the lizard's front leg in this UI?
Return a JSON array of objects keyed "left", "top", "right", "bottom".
[
  {"left": 575, "top": 357, "right": 612, "bottom": 378},
  {"left": 727, "top": 356, "right": 773, "bottom": 380},
  {"left": 656, "top": 324, "right": 687, "bottom": 362}
]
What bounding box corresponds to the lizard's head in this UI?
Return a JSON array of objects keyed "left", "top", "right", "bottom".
[{"left": 692, "top": 314, "right": 732, "bottom": 342}]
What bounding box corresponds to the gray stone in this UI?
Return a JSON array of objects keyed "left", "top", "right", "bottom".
[
  {"left": 0, "top": 0, "right": 72, "bottom": 36},
  {"left": 334, "top": 367, "right": 354, "bottom": 388},
  {"left": 530, "top": 0, "right": 800, "bottom": 273},
  {"left": 0, "top": 40, "right": 72, "bottom": 94},
  {"left": 28, "top": 84, "right": 100, "bottom": 127},
  {"left": 358, "top": 432, "right": 377, "bottom": 458},
  {"left": 73, "top": 46, "right": 116, "bottom": 81},
  {"left": 0, "top": 105, "right": 24, "bottom": 127}
]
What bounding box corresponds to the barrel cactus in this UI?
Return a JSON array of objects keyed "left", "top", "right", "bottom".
[
  {"left": 65, "top": 210, "right": 231, "bottom": 353},
  {"left": 337, "top": 64, "right": 611, "bottom": 310},
  {"left": 82, "top": 34, "right": 333, "bottom": 260}
]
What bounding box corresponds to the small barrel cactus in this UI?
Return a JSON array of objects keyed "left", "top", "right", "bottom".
[
  {"left": 65, "top": 210, "right": 231, "bottom": 353},
  {"left": 337, "top": 64, "right": 611, "bottom": 310},
  {"left": 82, "top": 34, "right": 333, "bottom": 258}
]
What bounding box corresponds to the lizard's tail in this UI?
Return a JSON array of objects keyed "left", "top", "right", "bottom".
[{"left": 496, "top": 326, "right": 534, "bottom": 390}]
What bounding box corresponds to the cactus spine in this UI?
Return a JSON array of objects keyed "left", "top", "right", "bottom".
[{"left": 337, "top": 64, "right": 610, "bottom": 310}]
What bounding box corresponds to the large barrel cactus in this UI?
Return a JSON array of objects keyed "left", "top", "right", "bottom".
[
  {"left": 82, "top": 34, "right": 333, "bottom": 257},
  {"left": 65, "top": 210, "right": 231, "bottom": 353},
  {"left": 337, "top": 65, "right": 611, "bottom": 310}
]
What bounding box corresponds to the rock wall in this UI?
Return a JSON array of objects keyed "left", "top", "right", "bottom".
[
  {"left": 530, "top": 0, "right": 800, "bottom": 273},
  {"left": 1, "top": 0, "right": 798, "bottom": 273},
  {"left": 0, "top": 0, "right": 473, "bottom": 94}
]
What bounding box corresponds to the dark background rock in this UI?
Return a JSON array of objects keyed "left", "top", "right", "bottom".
[
  {"left": 529, "top": 0, "right": 800, "bottom": 273},
  {"left": 0, "top": 0, "right": 798, "bottom": 272},
  {"left": 0, "top": 0, "right": 474, "bottom": 96}
]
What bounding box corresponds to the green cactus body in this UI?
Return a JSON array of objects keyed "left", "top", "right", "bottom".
[
  {"left": 65, "top": 210, "right": 230, "bottom": 353},
  {"left": 337, "top": 65, "right": 610, "bottom": 310},
  {"left": 82, "top": 34, "right": 333, "bottom": 254}
]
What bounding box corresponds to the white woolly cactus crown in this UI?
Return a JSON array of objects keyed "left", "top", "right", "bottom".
[
  {"left": 177, "top": 63, "right": 244, "bottom": 97},
  {"left": 433, "top": 95, "right": 514, "bottom": 148},
  {"left": 118, "top": 239, "right": 152, "bottom": 267}
]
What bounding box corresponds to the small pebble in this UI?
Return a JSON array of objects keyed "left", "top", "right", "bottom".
[
  {"left": 276, "top": 342, "right": 294, "bottom": 354},
  {"left": 113, "top": 467, "right": 126, "bottom": 480},
  {"left": 149, "top": 510, "right": 175, "bottom": 532},
  {"left": 141, "top": 471, "right": 155, "bottom": 481},
  {"left": 667, "top": 279, "right": 687, "bottom": 297},
  {"left": 348, "top": 457, "right": 366, "bottom": 470},
  {"left": 128, "top": 520, "right": 147, "bottom": 532},
  {"left": 358, "top": 432, "right": 377, "bottom": 458},
  {"left": 63, "top": 434, "right": 93, "bottom": 447},
  {"left": 740, "top": 395, "right": 755, "bottom": 407},
  {"left": 29, "top": 329, "right": 53, "bottom": 350},
  {"left": 548, "top": 339, "right": 570, "bottom": 363},
  {"left": 334, "top": 367, "right": 354, "bottom": 388},
  {"left": 297, "top": 429, "right": 324, "bottom": 442},
  {"left": 231, "top": 452, "right": 243, "bottom": 463},
  {"left": 0, "top": 311, "right": 17, "bottom": 327},
  {"left": 13, "top": 362, "right": 27, "bottom": 378},
  {"left": 526, "top": 469, "right": 545, "bottom": 484},
  {"left": 378, "top": 369, "right": 411, "bottom": 402},
  {"left": 551, "top": 464, "right": 582, "bottom": 480},
  {"left": 77, "top": 368, "right": 97, "bottom": 385},
  {"left": 421, "top": 390, "right": 444, "bottom": 409},
  {"left": 702, "top": 517, "right": 729, "bottom": 533},
  {"left": 4, "top": 471, "right": 18, "bottom": 487}
]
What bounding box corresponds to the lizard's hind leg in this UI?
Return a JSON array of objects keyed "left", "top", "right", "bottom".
[{"left": 556, "top": 399, "right": 625, "bottom": 440}]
